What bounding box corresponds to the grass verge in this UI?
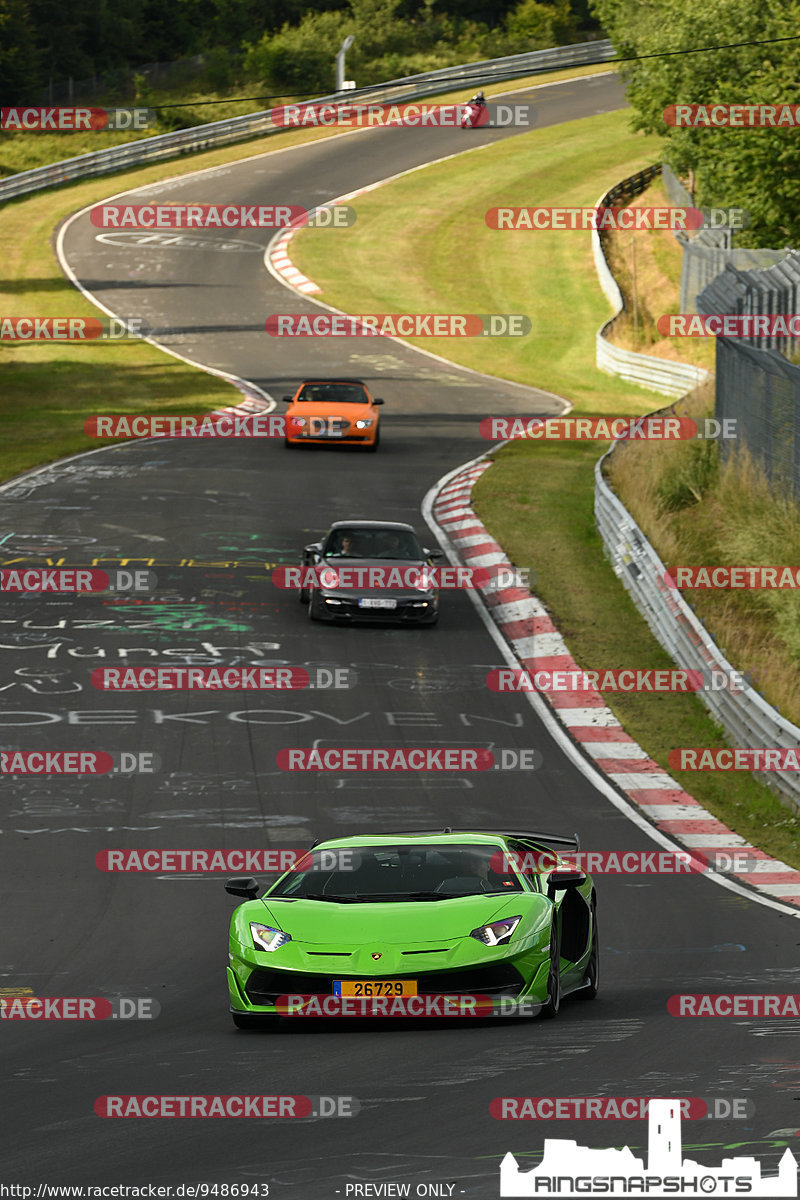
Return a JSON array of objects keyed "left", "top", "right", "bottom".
[
  {"left": 290, "top": 107, "right": 800, "bottom": 867},
  {"left": 610, "top": 394, "right": 800, "bottom": 730},
  {"left": 0, "top": 63, "right": 617, "bottom": 178},
  {"left": 292, "top": 109, "right": 662, "bottom": 412},
  {"left": 602, "top": 178, "right": 714, "bottom": 371},
  {"left": 0, "top": 64, "right": 618, "bottom": 484}
]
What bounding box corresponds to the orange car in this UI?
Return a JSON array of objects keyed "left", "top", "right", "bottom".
[{"left": 282, "top": 378, "right": 383, "bottom": 451}]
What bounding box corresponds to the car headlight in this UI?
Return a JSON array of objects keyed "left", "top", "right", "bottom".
[
  {"left": 318, "top": 568, "right": 339, "bottom": 589},
  {"left": 291, "top": 417, "right": 307, "bottom": 429},
  {"left": 250, "top": 923, "right": 292, "bottom": 952},
  {"left": 470, "top": 916, "right": 521, "bottom": 946},
  {"left": 355, "top": 419, "right": 373, "bottom": 429},
  {"left": 413, "top": 571, "right": 435, "bottom": 592}
]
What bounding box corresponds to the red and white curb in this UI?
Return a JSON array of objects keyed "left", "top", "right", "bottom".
[
  {"left": 432, "top": 459, "right": 800, "bottom": 909},
  {"left": 209, "top": 384, "right": 274, "bottom": 420},
  {"left": 269, "top": 224, "right": 321, "bottom": 295}
]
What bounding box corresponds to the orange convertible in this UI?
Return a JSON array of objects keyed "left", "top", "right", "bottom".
[{"left": 282, "top": 378, "right": 384, "bottom": 451}]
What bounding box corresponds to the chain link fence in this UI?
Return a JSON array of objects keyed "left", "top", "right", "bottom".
[
  {"left": 713, "top": 336, "right": 800, "bottom": 496},
  {"left": 31, "top": 55, "right": 213, "bottom": 105},
  {"left": 696, "top": 254, "right": 800, "bottom": 496},
  {"left": 661, "top": 163, "right": 790, "bottom": 312},
  {"left": 659, "top": 162, "right": 800, "bottom": 498}
]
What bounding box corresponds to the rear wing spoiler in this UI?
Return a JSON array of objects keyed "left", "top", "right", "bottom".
[{"left": 310, "top": 828, "right": 580, "bottom": 850}]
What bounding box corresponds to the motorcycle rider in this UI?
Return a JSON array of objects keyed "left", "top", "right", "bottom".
[{"left": 462, "top": 90, "right": 487, "bottom": 127}]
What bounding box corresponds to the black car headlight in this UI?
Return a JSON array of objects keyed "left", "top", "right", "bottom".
[{"left": 469, "top": 916, "right": 521, "bottom": 947}]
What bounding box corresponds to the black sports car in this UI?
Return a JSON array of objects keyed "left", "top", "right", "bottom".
[{"left": 299, "top": 520, "right": 443, "bottom": 625}]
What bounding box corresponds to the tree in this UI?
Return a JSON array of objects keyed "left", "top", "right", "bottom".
[
  {"left": 591, "top": 0, "right": 800, "bottom": 246},
  {"left": 505, "top": 0, "right": 576, "bottom": 49},
  {"left": 0, "top": 0, "right": 41, "bottom": 101}
]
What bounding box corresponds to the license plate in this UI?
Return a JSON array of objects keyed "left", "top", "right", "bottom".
[
  {"left": 333, "top": 980, "right": 417, "bottom": 997},
  {"left": 358, "top": 598, "right": 397, "bottom": 609},
  {"left": 309, "top": 419, "right": 344, "bottom": 437}
]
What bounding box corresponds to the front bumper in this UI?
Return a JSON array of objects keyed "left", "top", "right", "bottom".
[
  {"left": 313, "top": 594, "right": 438, "bottom": 623},
  {"left": 286, "top": 430, "right": 375, "bottom": 446},
  {"left": 228, "top": 947, "right": 550, "bottom": 1018}
]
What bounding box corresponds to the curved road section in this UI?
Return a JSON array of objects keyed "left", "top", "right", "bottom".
[{"left": 3, "top": 74, "right": 798, "bottom": 1195}]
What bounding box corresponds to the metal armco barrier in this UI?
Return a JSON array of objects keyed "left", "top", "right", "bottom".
[
  {"left": 592, "top": 167, "right": 711, "bottom": 397},
  {"left": 697, "top": 254, "right": 800, "bottom": 499},
  {"left": 0, "top": 39, "right": 614, "bottom": 204},
  {"left": 594, "top": 447, "right": 800, "bottom": 813}
]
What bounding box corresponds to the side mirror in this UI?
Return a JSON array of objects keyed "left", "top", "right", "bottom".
[
  {"left": 547, "top": 870, "right": 587, "bottom": 900},
  {"left": 424, "top": 548, "right": 445, "bottom": 560},
  {"left": 303, "top": 542, "right": 322, "bottom": 562},
  {"left": 282, "top": 395, "right": 294, "bottom": 403},
  {"left": 372, "top": 398, "right": 385, "bottom": 406},
  {"left": 225, "top": 876, "right": 261, "bottom": 899}
]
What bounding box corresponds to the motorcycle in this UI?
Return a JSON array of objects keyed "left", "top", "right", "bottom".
[{"left": 461, "top": 95, "right": 489, "bottom": 129}]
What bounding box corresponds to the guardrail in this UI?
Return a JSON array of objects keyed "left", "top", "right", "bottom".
[
  {"left": 592, "top": 167, "right": 712, "bottom": 397},
  {"left": 594, "top": 446, "right": 800, "bottom": 812},
  {"left": 0, "top": 39, "right": 614, "bottom": 205}
]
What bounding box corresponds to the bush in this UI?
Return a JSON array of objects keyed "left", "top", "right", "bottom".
[
  {"left": 504, "top": 0, "right": 576, "bottom": 49},
  {"left": 244, "top": 10, "right": 349, "bottom": 94},
  {"left": 654, "top": 437, "right": 718, "bottom": 513}
]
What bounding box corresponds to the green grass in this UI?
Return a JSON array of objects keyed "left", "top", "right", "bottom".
[
  {"left": 475, "top": 438, "right": 800, "bottom": 867},
  {"left": 609, "top": 400, "right": 800, "bottom": 729},
  {"left": 290, "top": 105, "right": 800, "bottom": 869},
  {"left": 0, "top": 63, "right": 619, "bottom": 484},
  {"left": 0, "top": 179, "right": 237, "bottom": 481},
  {"left": 0, "top": 63, "right": 616, "bottom": 178},
  {"left": 292, "top": 108, "right": 662, "bottom": 412}
]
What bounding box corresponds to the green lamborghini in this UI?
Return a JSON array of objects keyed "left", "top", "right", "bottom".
[{"left": 225, "top": 829, "right": 598, "bottom": 1029}]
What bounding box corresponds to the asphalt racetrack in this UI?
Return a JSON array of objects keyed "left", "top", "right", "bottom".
[{"left": 2, "top": 72, "right": 799, "bottom": 1197}]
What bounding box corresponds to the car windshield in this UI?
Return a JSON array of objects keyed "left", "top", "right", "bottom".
[
  {"left": 324, "top": 528, "right": 423, "bottom": 560},
  {"left": 296, "top": 383, "right": 368, "bottom": 405},
  {"left": 267, "top": 843, "right": 524, "bottom": 901}
]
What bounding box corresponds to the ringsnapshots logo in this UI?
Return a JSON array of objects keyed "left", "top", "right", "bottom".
[
  {"left": 499, "top": 1098, "right": 798, "bottom": 1197},
  {"left": 1, "top": 106, "right": 154, "bottom": 131},
  {"left": 0, "top": 317, "right": 148, "bottom": 340},
  {"left": 89, "top": 204, "right": 355, "bottom": 229},
  {"left": 266, "top": 313, "right": 530, "bottom": 337}
]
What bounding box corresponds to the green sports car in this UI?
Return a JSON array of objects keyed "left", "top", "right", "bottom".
[{"left": 225, "top": 828, "right": 598, "bottom": 1029}]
